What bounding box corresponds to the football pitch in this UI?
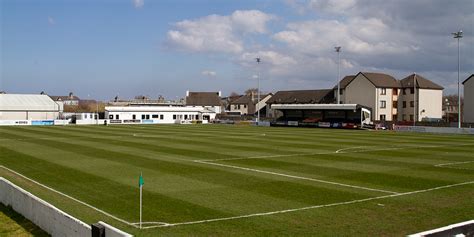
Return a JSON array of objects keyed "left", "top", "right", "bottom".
[{"left": 0, "top": 124, "right": 473, "bottom": 236}]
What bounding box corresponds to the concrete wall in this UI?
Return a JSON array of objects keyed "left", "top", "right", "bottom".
[
  {"left": 0, "top": 177, "right": 91, "bottom": 237},
  {"left": 464, "top": 79, "right": 474, "bottom": 123},
  {"left": 394, "top": 125, "right": 474, "bottom": 135},
  {"left": 344, "top": 74, "right": 377, "bottom": 120}
]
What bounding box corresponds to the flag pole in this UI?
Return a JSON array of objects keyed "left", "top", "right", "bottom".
[{"left": 139, "top": 172, "right": 143, "bottom": 229}]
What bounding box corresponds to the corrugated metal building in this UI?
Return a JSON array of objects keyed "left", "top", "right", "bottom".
[{"left": 0, "top": 94, "right": 62, "bottom": 120}]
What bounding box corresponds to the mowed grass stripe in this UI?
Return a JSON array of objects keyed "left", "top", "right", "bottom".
[
  {"left": 0, "top": 129, "right": 379, "bottom": 214},
  {"left": 0, "top": 146, "right": 229, "bottom": 223}
]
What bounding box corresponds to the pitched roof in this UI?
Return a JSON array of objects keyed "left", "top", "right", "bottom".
[
  {"left": 231, "top": 93, "right": 271, "bottom": 104},
  {"left": 266, "top": 89, "right": 334, "bottom": 104},
  {"left": 358, "top": 72, "right": 400, "bottom": 88},
  {"left": 334, "top": 75, "right": 356, "bottom": 89},
  {"left": 185, "top": 92, "right": 221, "bottom": 106},
  {"left": 400, "top": 74, "right": 444, "bottom": 90},
  {"left": 0, "top": 94, "right": 60, "bottom": 111},
  {"left": 463, "top": 74, "right": 474, "bottom": 85}
]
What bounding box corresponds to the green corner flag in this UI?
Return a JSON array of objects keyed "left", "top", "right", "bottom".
[{"left": 139, "top": 173, "right": 144, "bottom": 187}]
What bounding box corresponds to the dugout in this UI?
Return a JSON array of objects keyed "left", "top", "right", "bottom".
[{"left": 270, "top": 104, "right": 372, "bottom": 128}]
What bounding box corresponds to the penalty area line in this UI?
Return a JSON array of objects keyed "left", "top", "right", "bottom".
[
  {"left": 0, "top": 165, "right": 169, "bottom": 228},
  {"left": 139, "top": 180, "right": 474, "bottom": 229}
]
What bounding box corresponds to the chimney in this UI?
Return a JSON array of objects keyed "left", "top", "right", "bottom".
[
  {"left": 69, "top": 92, "right": 73, "bottom": 99},
  {"left": 186, "top": 90, "right": 190, "bottom": 97},
  {"left": 218, "top": 91, "right": 222, "bottom": 97},
  {"left": 251, "top": 91, "right": 255, "bottom": 102}
]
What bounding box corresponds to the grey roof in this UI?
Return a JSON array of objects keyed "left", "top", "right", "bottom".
[
  {"left": 0, "top": 94, "right": 60, "bottom": 111},
  {"left": 266, "top": 89, "right": 334, "bottom": 104},
  {"left": 334, "top": 75, "right": 356, "bottom": 89},
  {"left": 463, "top": 74, "right": 474, "bottom": 85},
  {"left": 359, "top": 72, "right": 400, "bottom": 88},
  {"left": 231, "top": 93, "right": 271, "bottom": 104},
  {"left": 186, "top": 92, "right": 221, "bottom": 106},
  {"left": 400, "top": 74, "right": 444, "bottom": 90}
]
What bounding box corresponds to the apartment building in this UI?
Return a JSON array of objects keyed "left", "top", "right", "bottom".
[
  {"left": 339, "top": 72, "right": 400, "bottom": 121},
  {"left": 398, "top": 74, "right": 443, "bottom": 122},
  {"left": 336, "top": 72, "right": 443, "bottom": 122}
]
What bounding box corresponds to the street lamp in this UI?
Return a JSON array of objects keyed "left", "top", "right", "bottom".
[
  {"left": 335, "top": 46, "right": 341, "bottom": 104},
  {"left": 452, "top": 30, "right": 463, "bottom": 128},
  {"left": 255, "top": 57, "right": 261, "bottom": 124}
]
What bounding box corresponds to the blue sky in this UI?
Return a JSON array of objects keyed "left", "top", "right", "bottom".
[{"left": 1, "top": 0, "right": 473, "bottom": 100}]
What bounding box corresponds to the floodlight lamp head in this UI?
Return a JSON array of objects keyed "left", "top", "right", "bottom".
[
  {"left": 256, "top": 57, "right": 261, "bottom": 63},
  {"left": 452, "top": 31, "right": 463, "bottom": 38},
  {"left": 335, "top": 46, "right": 341, "bottom": 52}
]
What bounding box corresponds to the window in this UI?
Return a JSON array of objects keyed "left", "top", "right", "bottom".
[
  {"left": 244, "top": 104, "right": 247, "bottom": 108},
  {"left": 340, "top": 89, "right": 344, "bottom": 95},
  {"left": 109, "top": 115, "right": 113, "bottom": 119},
  {"left": 160, "top": 115, "right": 164, "bottom": 120},
  {"left": 237, "top": 105, "right": 241, "bottom": 109},
  {"left": 380, "top": 100, "right": 386, "bottom": 108},
  {"left": 141, "top": 114, "right": 146, "bottom": 119},
  {"left": 133, "top": 114, "right": 136, "bottom": 119},
  {"left": 410, "top": 114, "right": 414, "bottom": 121},
  {"left": 146, "top": 115, "right": 150, "bottom": 119},
  {"left": 410, "top": 88, "right": 414, "bottom": 94},
  {"left": 234, "top": 105, "right": 238, "bottom": 109},
  {"left": 402, "top": 114, "right": 406, "bottom": 121},
  {"left": 393, "top": 88, "right": 398, "bottom": 95},
  {"left": 410, "top": 101, "right": 414, "bottom": 107},
  {"left": 380, "top": 114, "right": 386, "bottom": 121},
  {"left": 381, "top": 88, "right": 386, "bottom": 95},
  {"left": 173, "top": 115, "right": 177, "bottom": 120},
  {"left": 115, "top": 114, "right": 119, "bottom": 119},
  {"left": 392, "top": 101, "right": 398, "bottom": 108},
  {"left": 152, "top": 114, "right": 159, "bottom": 119},
  {"left": 184, "top": 115, "right": 188, "bottom": 120},
  {"left": 403, "top": 89, "right": 406, "bottom": 95},
  {"left": 403, "top": 101, "right": 407, "bottom": 108},
  {"left": 94, "top": 114, "right": 97, "bottom": 119}
]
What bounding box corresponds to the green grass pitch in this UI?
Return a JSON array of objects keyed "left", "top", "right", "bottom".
[{"left": 0, "top": 125, "right": 473, "bottom": 236}]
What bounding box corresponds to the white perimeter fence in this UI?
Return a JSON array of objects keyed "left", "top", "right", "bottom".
[
  {"left": 394, "top": 125, "right": 474, "bottom": 135},
  {"left": 0, "top": 177, "right": 132, "bottom": 237}
]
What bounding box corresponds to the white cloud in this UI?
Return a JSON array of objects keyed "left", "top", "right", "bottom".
[
  {"left": 48, "top": 16, "right": 55, "bottom": 25},
  {"left": 273, "top": 18, "right": 414, "bottom": 56},
  {"left": 132, "top": 0, "right": 144, "bottom": 9},
  {"left": 166, "top": 10, "right": 275, "bottom": 54},
  {"left": 201, "top": 70, "right": 217, "bottom": 77}
]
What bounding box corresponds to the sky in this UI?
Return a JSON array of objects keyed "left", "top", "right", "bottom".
[{"left": 1, "top": 0, "right": 473, "bottom": 101}]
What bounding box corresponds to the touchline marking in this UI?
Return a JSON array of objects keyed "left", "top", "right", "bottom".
[
  {"left": 193, "top": 160, "right": 399, "bottom": 195},
  {"left": 203, "top": 143, "right": 474, "bottom": 162},
  {"left": 0, "top": 165, "right": 169, "bottom": 228},
  {"left": 143, "top": 180, "right": 474, "bottom": 229},
  {"left": 435, "top": 160, "right": 474, "bottom": 167}
]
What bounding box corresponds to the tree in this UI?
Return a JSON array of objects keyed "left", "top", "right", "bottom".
[
  {"left": 244, "top": 88, "right": 258, "bottom": 95},
  {"left": 229, "top": 91, "right": 239, "bottom": 97}
]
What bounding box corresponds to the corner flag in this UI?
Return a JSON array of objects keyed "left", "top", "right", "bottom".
[
  {"left": 139, "top": 173, "right": 144, "bottom": 229},
  {"left": 139, "top": 173, "right": 144, "bottom": 187}
]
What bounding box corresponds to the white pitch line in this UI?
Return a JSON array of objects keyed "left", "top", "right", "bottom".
[
  {"left": 335, "top": 146, "right": 368, "bottom": 153},
  {"left": 202, "top": 143, "right": 474, "bottom": 162},
  {"left": 0, "top": 165, "right": 167, "bottom": 228},
  {"left": 142, "top": 180, "right": 474, "bottom": 229},
  {"left": 193, "top": 160, "right": 399, "bottom": 194},
  {"left": 435, "top": 160, "right": 474, "bottom": 167}
]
